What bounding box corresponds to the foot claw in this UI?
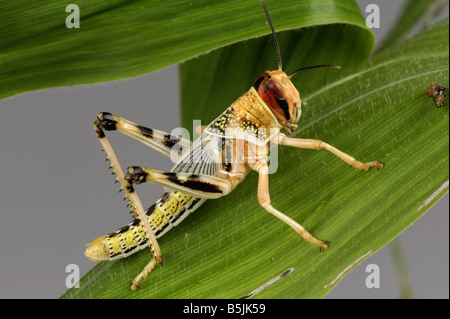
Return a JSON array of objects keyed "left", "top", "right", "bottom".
[
  {"left": 131, "top": 282, "right": 140, "bottom": 290},
  {"left": 375, "top": 161, "right": 384, "bottom": 171},
  {"left": 157, "top": 256, "right": 163, "bottom": 267},
  {"left": 363, "top": 160, "right": 384, "bottom": 171}
]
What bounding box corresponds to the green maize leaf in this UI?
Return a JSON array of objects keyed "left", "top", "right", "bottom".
[{"left": 0, "top": 0, "right": 370, "bottom": 100}]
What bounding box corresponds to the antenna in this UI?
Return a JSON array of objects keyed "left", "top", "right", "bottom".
[
  {"left": 289, "top": 64, "right": 341, "bottom": 79},
  {"left": 260, "top": 0, "right": 282, "bottom": 71}
]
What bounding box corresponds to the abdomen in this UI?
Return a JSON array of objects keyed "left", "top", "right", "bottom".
[{"left": 85, "top": 191, "right": 205, "bottom": 262}]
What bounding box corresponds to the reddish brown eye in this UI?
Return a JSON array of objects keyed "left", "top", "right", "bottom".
[{"left": 267, "top": 79, "right": 285, "bottom": 100}]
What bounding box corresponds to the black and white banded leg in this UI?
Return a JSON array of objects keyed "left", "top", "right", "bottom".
[
  {"left": 125, "top": 166, "right": 231, "bottom": 199},
  {"left": 93, "top": 114, "right": 164, "bottom": 289}
]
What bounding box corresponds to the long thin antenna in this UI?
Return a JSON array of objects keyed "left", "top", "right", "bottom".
[
  {"left": 260, "top": 0, "right": 282, "bottom": 71},
  {"left": 289, "top": 64, "right": 341, "bottom": 79}
]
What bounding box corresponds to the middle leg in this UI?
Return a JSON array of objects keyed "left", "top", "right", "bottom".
[
  {"left": 252, "top": 160, "right": 328, "bottom": 251},
  {"left": 125, "top": 166, "right": 231, "bottom": 199}
]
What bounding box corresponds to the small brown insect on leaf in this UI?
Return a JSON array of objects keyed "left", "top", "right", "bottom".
[{"left": 427, "top": 83, "right": 447, "bottom": 108}]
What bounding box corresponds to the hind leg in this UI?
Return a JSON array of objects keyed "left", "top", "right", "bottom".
[
  {"left": 95, "top": 112, "right": 191, "bottom": 160},
  {"left": 93, "top": 115, "right": 163, "bottom": 289},
  {"left": 131, "top": 257, "right": 158, "bottom": 290}
]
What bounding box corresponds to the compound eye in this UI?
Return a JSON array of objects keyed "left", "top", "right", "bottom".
[{"left": 267, "top": 79, "right": 285, "bottom": 100}]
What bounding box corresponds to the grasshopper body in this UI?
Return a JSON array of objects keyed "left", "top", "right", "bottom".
[{"left": 85, "top": 1, "right": 383, "bottom": 290}]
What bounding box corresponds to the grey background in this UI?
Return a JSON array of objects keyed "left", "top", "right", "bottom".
[{"left": 0, "top": 1, "right": 448, "bottom": 298}]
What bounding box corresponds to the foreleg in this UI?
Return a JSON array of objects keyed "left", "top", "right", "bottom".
[{"left": 273, "top": 133, "right": 383, "bottom": 171}]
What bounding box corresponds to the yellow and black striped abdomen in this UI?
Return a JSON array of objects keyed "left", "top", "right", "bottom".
[{"left": 85, "top": 191, "right": 205, "bottom": 262}]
